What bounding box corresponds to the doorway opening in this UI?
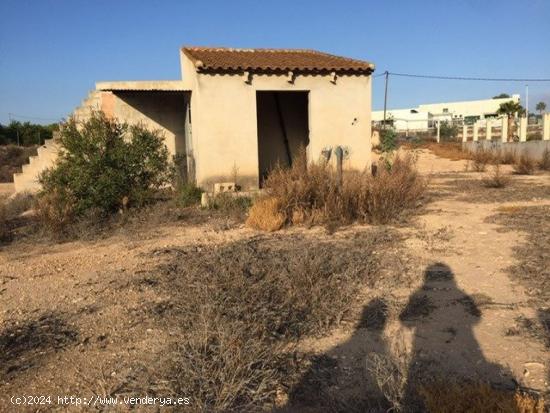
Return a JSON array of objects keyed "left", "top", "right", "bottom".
[{"left": 256, "top": 91, "right": 309, "bottom": 185}]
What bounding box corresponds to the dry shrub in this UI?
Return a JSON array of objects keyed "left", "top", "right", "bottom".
[
  {"left": 419, "top": 382, "right": 545, "bottom": 413},
  {"left": 365, "top": 333, "right": 411, "bottom": 412},
  {"left": 345, "top": 155, "right": 426, "bottom": 224},
  {"left": 425, "top": 142, "right": 471, "bottom": 161},
  {"left": 538, "top": 148, "right": 550, "bottom": 171},
  {"left": 500, "top": 150, "right": 518, "bottom": 165},
  {"left": 471, "top": 148, "right": 494, "bottom": 172},
  {"left": 246, "top": 197, "right": 285, "bottom": 231},
  {"left": 207, "top": 193, "right": 252, "bottom": 220},
  {"left": 0, "top": 192, "right": 35, "bottom": 242},
  {"left": 159, "top": 231, "right": 394, "bottom": 411},
  {"left": 35, "top": 189, "right": 76, "bottom": 236},
  {"left": 513, "top": 153, "right": 536, "bottom": 175},
  {"left": 249, "top": 153, "right": 425, "bottom": 230},
  {"left": 482, "top": 164, "right": 511, "bottom": 188},
  {"left": 173, "top": 309, "right": 285, "bottom": 412}
]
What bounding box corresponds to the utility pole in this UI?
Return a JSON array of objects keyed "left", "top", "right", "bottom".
[
  {"left": 383, "top": 71, "right": 389, "bottom": 130},
  {"left": 525, "top": 84, "right": 529, "bottom": 122}
]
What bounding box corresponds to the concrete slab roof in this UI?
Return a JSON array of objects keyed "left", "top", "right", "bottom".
[{"left": 96, "top": 80, "right": 187, "bottom": 91}]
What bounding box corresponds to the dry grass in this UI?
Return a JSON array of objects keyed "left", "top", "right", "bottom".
[
  {"left": 538, "top": 148, "right": 550, "bottom": 171},
  {"left": 246, "top": 197, "right": 285, "bottom": 231},
  {"left": 513, "top": 153, "right": 536, "bottom": 175},
  {"left": 0, "top": 192, "right": 35, "bottom": 243},
  {"left": 487, "top": 205, "right": 550, "bottom": 307},
  {"left": 247, "top": 153, "right": 426, "bottom": 231},
  {"left": 154, "top": 230, "right": 403, "bottom": 411},
  {"left": 419, "top": 383, "right": 545, "bottom": 413},
  {"left": 402, "top": 141, "right": 470, "bottom": 161},
  {"left": 482, "top": 164, "right": 511, "bottom": 188},
  {"left": 470, "top": 148, "right": 494, "bottom": 172},
  {"left": 365, "top": 333, "right": 411, "bottom": 412},
  {"left": 500, "top": 150, "right": 518, "bottom": 165}
]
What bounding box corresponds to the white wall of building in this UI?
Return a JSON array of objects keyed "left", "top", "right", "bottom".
[{"left": 373, "top": 95, "right": 521, "bottom": 132}]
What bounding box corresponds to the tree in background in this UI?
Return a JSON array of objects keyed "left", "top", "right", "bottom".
[
  {"left": 497, "top": 101, "right": 525, "bottom": 142},
  {"left": 536, "top": 101, "right": 547, "bottom": 116},
  {"left": 0, "top": 121, "right": 58, "bottom": 146},
  {"left": 439, "top": 121, "right": 458, "bottom": 141},
  {"left": 493, "top": 93, "right": 510, "bottom": 99}
]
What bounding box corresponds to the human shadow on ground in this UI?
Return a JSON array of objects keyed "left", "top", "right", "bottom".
[
  {"left": 284, "top": 298, "right": 391, "bottom": 412},
  {"left": 284, "top": 262, "right": 516, "bottom": 412},
  {"left": 399, "top": 262, "right": 515, "bottom": 408}
]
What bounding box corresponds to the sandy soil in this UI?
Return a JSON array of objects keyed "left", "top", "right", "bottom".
[{"left": 0, "top": 149, "right": 549, "bottom": 410}]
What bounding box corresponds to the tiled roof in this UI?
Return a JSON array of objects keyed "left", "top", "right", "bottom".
[{"left": 182, "top": 46, "right": 374, "bottom": 74}]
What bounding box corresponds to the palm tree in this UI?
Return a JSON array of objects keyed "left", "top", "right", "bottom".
[
  {"left": 497, "top": 101, "right": 525, "bottom": 142},
  {"left": 536, "top": 101, "right": 547, "bottom": 116}
]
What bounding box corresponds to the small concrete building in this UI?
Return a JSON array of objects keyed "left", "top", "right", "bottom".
[{"left": 15, "top": 47, "right": 375, "bottom": 192}]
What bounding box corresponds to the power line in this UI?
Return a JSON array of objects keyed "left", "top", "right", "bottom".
[{"left": 382, "top": 72, "right": 550, "bottom": 82}]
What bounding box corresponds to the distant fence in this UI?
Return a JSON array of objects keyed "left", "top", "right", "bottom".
[{"left": 463, "top": 140, "right": 550, "bottom": 161}]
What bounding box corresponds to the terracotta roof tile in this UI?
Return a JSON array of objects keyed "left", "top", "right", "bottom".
[{"left": 182, "top": 46, "right": 374, "bottom": 74}]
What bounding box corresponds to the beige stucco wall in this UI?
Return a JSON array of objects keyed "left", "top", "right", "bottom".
[
  {"left": 102, "top": 91, "right": 188, "bottom": 158},
  {"left": 180, "top": 52, "right": 372, "bottom": 190}
]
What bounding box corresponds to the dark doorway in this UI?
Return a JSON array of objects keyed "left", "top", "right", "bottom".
[{"left": 256, "top": 91, "right": 309, "bottom": 185}]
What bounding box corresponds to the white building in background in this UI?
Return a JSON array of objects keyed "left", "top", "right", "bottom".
[{"left": 372, "top": 94, "right": 520, "bottom": 132}]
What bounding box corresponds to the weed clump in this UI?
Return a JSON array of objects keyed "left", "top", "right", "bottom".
[
  {"left": 513, "top": 152, "right": 536, "bottom": 175},
  {"left": 538, "top": 148, "right": 550, "bottom": 171},
  {"left": 247, "top": 153, "right": 425, "bottom": 231},
  {"left": 175, "top": 183, "right": 202, "bottom": 207},
  {"left": 159, "top": 231, "right": 396, "bottom": 411},
  {"left": 470, "top": 148, "right": 494, "bottom": 172},
  {"left": 482, "top": 164, "right": 510, "bottom": 188}
]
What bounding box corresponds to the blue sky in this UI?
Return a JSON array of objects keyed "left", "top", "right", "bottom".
[{"left": 1, "top": 0, "right": 549, "bottom": 124}]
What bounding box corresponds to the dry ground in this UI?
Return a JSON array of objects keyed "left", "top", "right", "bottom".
[{"left": 0, "top": 149, "right": 549, "bottom": 411}]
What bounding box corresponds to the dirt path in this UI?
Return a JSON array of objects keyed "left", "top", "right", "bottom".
[
  {"left": 299, "top": 149, "right": 549, "bottom": 402},
  {"left": 410, "top": 151, "right": 549, "bottom": 390}
]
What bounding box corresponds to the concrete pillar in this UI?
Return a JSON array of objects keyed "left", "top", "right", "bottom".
[
  {"left": 436, "top": 121, "right": 441, "bottom": 143},
  {"left": 473, "top": 121, "right": 479, "bottom": 142},
  {"left": 519, "top": 117, "right": 527, "bottom": 142},
  {"left": 501, "top": 117, "right": 508, "bottom": 143},
  {"left": 543, "top": 113, "right": 550, "bottom": 140},
  {"left": 462, "top": 124, "right": 468, "bottom": 143},
  {"left": 486, "top": 120, "right": 492, "bottom": 141}
]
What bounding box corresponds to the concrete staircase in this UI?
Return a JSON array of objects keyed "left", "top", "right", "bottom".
[{"left": 12, "top": 90, "right": 102, "bottom": 193}]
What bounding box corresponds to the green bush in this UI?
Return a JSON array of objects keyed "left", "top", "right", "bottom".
[
  {"left": 38, "top": 112, "right": 173, "bottom": 219},
  {"left": 439, "top": 121, "right": 458, "bottom": 141},
  {"left": 380, "top": 129, "right": 397, "bottom": 153},
  {"left": 176, "top": 183, "right": 203, "bottom": 207}
]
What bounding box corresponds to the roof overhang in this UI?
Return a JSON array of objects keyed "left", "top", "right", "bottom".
[{"left": 96, "top": 80, "right": 188, "bottom": 92}]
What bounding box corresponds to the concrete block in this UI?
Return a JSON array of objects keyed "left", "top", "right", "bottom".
[{"left": 214, "top": 182, "right": 238, "bottom": 194}]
